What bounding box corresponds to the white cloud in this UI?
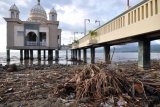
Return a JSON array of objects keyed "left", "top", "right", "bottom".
[
  {"left": 152, "top": 40, "right": 160, "bottom": 44},
  {"left": 15, "top": 0, "right": 32, "bottom": 7},
  {"left": 0, "top": 24, "right": 7, "bottom": 52},
  {"left": 0, "top": 0, "right": 149, "bottom": 52},
  {"left": 56, "top": 4, "right": 88, "bottom": 27}
]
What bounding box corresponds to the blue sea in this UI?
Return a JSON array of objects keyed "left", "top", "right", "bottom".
[{"left": 0, "top": 50, "right": 160, "bottom": 66}]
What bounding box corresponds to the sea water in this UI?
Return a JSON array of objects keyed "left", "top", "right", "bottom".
[{"left": 0, "top": 50, "right": 159, "bottom": 65}]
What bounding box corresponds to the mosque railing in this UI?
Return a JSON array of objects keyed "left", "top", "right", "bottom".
[
  {"left": 26, "top": 41, "right": 46, "bottom": 46},
  {"left": 26, "top": 41, "right": 38, "bottom": 46}
]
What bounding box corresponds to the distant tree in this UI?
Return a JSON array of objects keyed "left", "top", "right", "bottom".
[
  {"left": 73, "top": 40, "right": 79, "bottom": 44},
  {"left": 89, "top": 30, "right": 97, "bottom": 39}
]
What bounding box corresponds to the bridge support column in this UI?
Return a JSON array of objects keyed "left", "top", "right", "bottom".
[
  {"left": 83, "top": 48, "right": 87, "bottom": 63},
  {"left": 55, "top": 50, "right": 59, "bottom": 61},
  {"left": 104, "top": 45, "right": 110, "bottom": 63},
  {"left": 24, "top": 50, "right": 29, "bottom": 59},
  {"left": 30, "top": 50, "right": 33, "bottom": 60},
  {"left": 75, "top": 49, "right": 78, "bottom": 60},
  {"left": 73, "top": 49, "right": 77, "bottom": 60},
  {"left": 37, "top": 50, "right": 41, "bottom": 60},
  {"left": 71, "top": 50, "right": 73, "bottom": 60},
  {"left": 7, "top": 49, "right": 10, "bottom": 61},
  {"left": 78, "top": 49, "right": 81, "bottom": 61},
  {"left": 138, "top": 40, "right": 150, "bottom": 69},
  {"left": 66, "top": 50, "right": 68, "bottom": 60},
  {"left": 24, "top": 50, "right": 27, "bottom": 60},
  {"left": 48, "top": 50, "right": 53, "bottom": 60},
  {"left": 43, "top": 50, "right": 46, "bottom": 60},
  {"left": 20, "top": 49, "right": 23, "bottom": 60},
  {"left": 72, "top": 50, "right": 74, "bottom": 60},
  {"left": 90, "top": 47, "right": 95, "bottom": 64}
]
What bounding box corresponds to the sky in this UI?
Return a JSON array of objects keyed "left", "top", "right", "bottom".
[{"left": 0, "top": 0, "right": 159, "bottom": 52}]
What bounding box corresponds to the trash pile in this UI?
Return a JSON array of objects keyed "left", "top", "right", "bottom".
[
  {"left": 55, "top": 63, "right": 160, "bottom": 107},
  {"left": 0, "top": 61, "right": 160, "bottom": 107},
  {"left": 0, "top": 64, "right": 78, "bottom": 107}
]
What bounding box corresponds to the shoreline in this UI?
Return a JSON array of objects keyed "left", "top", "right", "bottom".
[{"left": 0, "top": 60, "right": 160, "bottom": 106}]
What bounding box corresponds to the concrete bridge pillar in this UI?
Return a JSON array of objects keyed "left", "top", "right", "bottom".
[
  {"left": 48, "top": 50, "right": 53, "bottom": 60},
  {"left": 73, "top": 50, "right": 75, "bottom": 60},
  {"left": 90, "top": 47, "right": 95, "bottom": 64},
  {"left": 78, "top": 49, "right": 81, "bottom": 61},
  {"left": 24, "top": 50, "right": 27, "bottom": 59},
  {"left": 30, "top": 50, "right": 33, "bottom": 60},
  {"left": 24, "top": 50, "right": 29, "bottom": 59},
  {"left": 72, "top": 50, "right": 74, "bottom": 60},
  {"left": 73, "top": 49, "right": 77, "bottom": 60},
  {"left": 138, "top": 40, "right": 151, "bottom": 69},
  {"left": 20, "top": 49, "right": 23, "bottom": 60},
  {"left": 37, "top": 50, "right": 41, "bottom": 60},
  {"left": 71, "top": 50, "right": 73, "bottom": 60},
  {"left": 83, "top": 48, "right": 87, "bottom": 63},
  {"left": 55, "top": 50, "right": 59, "bottom": 61},
  {"left": 104, "top": 45, "right": 110, "bottom": 63},
  {"left": 75, "top": 49, "right": 78, "bottom": 60},
  {"left": 7, "top": 49, "right": 10, "bottom": 61},
  {"left": 66, "top": 50, "right": 68, "bottom": 60},
  {"left": 43, "top": 50, "right": 46, "bottom": 60}
]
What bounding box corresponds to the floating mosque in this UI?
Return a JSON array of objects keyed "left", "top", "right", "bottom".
[{"left": 4, "top": 0, "right": 61, "bottom": 61}]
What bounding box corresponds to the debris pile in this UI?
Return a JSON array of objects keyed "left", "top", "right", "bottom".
[
  {"left": 55, "top": 63, "right": 160, "bottom": 106},
  {"left": 0, "top": 61, "right": 160, "bottom": 107}
]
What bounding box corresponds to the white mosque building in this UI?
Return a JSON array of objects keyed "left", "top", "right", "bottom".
[{"left": 4, "top": 0, "right": 61, "bottom": 61}]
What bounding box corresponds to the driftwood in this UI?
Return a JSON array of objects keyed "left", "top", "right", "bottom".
[{"left": 55, "top": 64, "right": 160, "bottom": 106}]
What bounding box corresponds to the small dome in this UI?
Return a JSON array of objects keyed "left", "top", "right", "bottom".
[
  {"left": 10, "top": 4, "right": 19, "bottom": 12},
  {"left": 50, "top": 8, "right": 57, "bottom": 14},
  {"left": 28, "top": 4, "right": 47, "bottom": 23}
]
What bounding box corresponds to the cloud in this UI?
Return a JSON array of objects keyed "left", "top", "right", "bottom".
[
  {"left": 15, "top": 0, "right": 32, "bottom": 7},
  {"left": 152, "top": 40, "right": 160, "bottom": 44},
  {"left": 0, "top": 24, "right": 7, "bottom": 52},
  {"left": 0, "top": 0, "right": 147, "bottom": 52}
]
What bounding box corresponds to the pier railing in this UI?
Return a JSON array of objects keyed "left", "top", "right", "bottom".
[{"left": 72, "top": 0, "right": 160, "bottom": 49}]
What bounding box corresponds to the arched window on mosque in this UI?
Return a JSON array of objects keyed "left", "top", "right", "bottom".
[
  {"left": 11, "top": 12, "right": 14, "bottom": 18},
  {"left": 52, "top": 15, "right": 55, "bottom": 20}
]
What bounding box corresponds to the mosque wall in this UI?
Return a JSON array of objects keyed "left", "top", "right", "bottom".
[
  {"left": 6, "top": 22, "right": 15, "bottom": 48},
  {"left": 39, "top": 26, "right": 49, "bottom": 47},
  {"left": 14, "top": 25, "right": 24, "bottom": 46},
  {"left": 48, "top": 24, "right": 58, "bottom": 48}
]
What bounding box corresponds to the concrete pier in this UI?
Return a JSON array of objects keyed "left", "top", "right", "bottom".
[
  {"left": 104, "top": 45, "right": 110, "bottom": 63},
  {"left": 90, "top": 47, "right": 95, "bottom": 64},
  {"left": 83, "top": 48, "right": 87, "bottom": 63},
  {"left": 30, "top": 50, "right": 33, "bottom": 60},
  {"left": 74, "top": 49, "right": 77, "bottom": 60},
  {"left": 66, "top": 50, "right": 68, "bottom": 59},
  {"left": 138, "top": 40, "right": 151, "bottom": 69},
  {"left": 37, "top": 50, "right": 41, "bottom": 60},
  {"left": 48, "top": 50, "right": 53, "bottom": 60},
  {"left": 43, "top": 50, "right": 46, "bottom": 60},
  {"left": 78, "top": 49, "right": 81, "bottom": 61},
  {"left": 72, "top": 50, "right": 75, "bottom": 60},
  {"left": 24, "top": 50, "right": 29, "bottom": 59},
  {"left": 55, "top": 50, "right": 59, "bottom": 60},
  {"left": 7, "top": 49, "right": 10, "bottom": 61},
  {"left": 71, "top": 50, "right": 73, "bottom": 60},
  {"left": 20, "top": 49, "right": 23, "bottom": 60}
]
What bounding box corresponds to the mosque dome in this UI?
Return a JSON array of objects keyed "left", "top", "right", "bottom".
[
  {"left": 28, "top": 0, "right": 47, "bottom": 23},
  {"left": 10, "top": 4, "right": 19, "bottom": 12},
  {"left": 50, "top": 8, "right": 57, "bottom": 14}
]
